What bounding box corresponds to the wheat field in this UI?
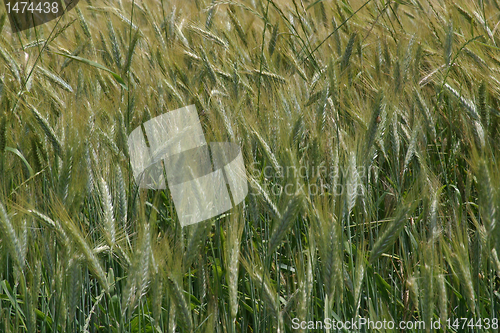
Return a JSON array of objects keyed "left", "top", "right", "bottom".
[{"left": 0, "top": 0, "right": 499, "bottom": 331}]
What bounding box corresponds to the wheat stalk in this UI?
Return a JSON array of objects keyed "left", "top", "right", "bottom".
[{"left": 0, "top": 201, "right": 25, "bottom": 270}]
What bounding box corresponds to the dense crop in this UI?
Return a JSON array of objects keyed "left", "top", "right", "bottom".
[{"left": 0, "top": 0, "right": 500, "bottom": 331}]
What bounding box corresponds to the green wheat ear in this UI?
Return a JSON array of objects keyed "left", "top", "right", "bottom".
[
  {"left": 183, "top": 219, "right": 210, "bottom": 270},
  {"left": 268, "top": 192, "right": 302, "bottom": 254},
  {"left": 225, "top": 207, "right": 245, "bottom": 323},
  {"left": 31, "top": 106, "right": 63, "bottom": 157},
  {"left": 0, "top": 201, "right": 25, "bottom": 270},
  {"left": 166, "top": 275, "right": 193, "bottom": 331}
]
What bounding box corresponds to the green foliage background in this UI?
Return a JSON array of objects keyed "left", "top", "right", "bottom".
[{"left": 0, "top": 0, "right": 500, "bottom": 331}]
